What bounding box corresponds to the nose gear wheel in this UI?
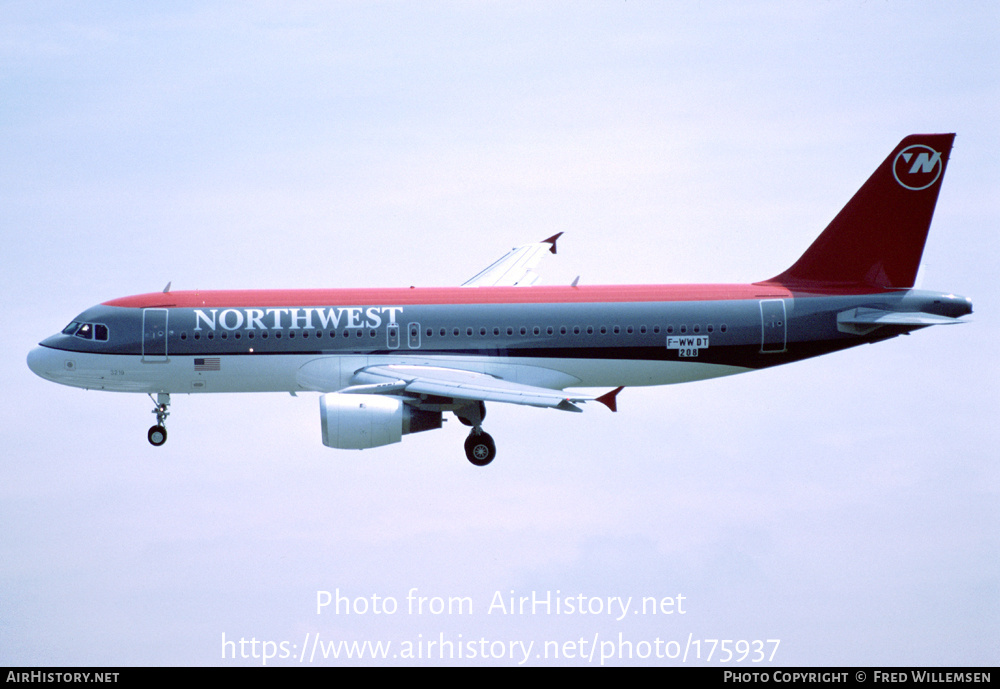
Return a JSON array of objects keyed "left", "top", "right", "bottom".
[{"left": 147, "top": 393, "right": 171, "bottom": 447}]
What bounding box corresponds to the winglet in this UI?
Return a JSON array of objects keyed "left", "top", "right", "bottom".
[
  {"left": 595, "top": 386, "right": 624, "bottom": 412},
  {"left": 543, "top": 232, "right": 563, "bottom": 255}
]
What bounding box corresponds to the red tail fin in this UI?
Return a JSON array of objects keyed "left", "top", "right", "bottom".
[{"left": 764, "top": 134, "right": 955, "bottom": 290}]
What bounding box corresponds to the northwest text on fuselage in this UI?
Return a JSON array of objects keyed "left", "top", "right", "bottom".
[{"left": 192, "top": 307, "right": 404, "bottom": 332}]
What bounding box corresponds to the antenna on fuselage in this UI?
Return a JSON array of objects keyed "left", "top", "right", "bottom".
[{"left": 163, "top": 281, "right": 172, "bottom": 293}]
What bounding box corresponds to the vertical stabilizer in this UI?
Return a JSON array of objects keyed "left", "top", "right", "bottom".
[{"left": 765, "top": 134, "right": 955, "bottom": 290}]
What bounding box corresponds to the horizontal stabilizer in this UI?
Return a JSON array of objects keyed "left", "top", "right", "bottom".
[{"left": 837, "top": 307, "right": 965, "bottom": 334}]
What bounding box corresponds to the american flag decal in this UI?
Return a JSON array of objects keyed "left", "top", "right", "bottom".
[{"left": 194, "top": 357, "right": 221, "bottom": 371}]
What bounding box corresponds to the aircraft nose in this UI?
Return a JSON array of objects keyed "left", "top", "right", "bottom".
[{"left": 27, "top": 346, "right": 60, "bottom": 381}]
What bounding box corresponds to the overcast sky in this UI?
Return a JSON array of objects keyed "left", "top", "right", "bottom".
[{"left": 2, "top": 1, "right": 997, "bottom": 666}]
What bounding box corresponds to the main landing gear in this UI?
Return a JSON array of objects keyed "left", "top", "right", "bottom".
[
  {"left": 464, "top": 430, "right": 497, "bottom": 466},
  {"left": 147, "top": 393, "right": 170, "bottom": 447},
  {"left": 455, "top": 401, "right": 496, "bottom": 466}
]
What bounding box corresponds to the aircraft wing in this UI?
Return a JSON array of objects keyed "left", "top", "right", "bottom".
[
  {"left": 297, "top": 359, "right": 623, "bottom": 413},
  {"left": 461, "top": 233, "right": 563, "bottom": 287},
  {"left": 347, "top": 364, "right": 590, "bottom": 411}
]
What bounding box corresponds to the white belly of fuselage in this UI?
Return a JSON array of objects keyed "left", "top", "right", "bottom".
[{"left": 29, "top": 349, "right": 751, "bottom": 395}]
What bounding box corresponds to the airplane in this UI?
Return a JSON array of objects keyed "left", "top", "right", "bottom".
[{"left": 27, "top": 134, "right": 972, "bottom": 466}]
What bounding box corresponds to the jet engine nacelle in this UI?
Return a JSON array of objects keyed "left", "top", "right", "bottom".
[{"left": 319, "top": 393, "right": 442, "bottom": 449}]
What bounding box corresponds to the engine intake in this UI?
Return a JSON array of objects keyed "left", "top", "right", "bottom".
[{"left": 319, "top": 393, "right": 442, "bottom": 449}]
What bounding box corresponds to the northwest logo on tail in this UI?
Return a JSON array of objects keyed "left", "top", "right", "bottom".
[{"left": 893, "top": 144, "right": 943, "bottom": 190}]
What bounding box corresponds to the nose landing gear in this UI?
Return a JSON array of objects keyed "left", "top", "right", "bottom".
[{"left": 147, "top": 393, "right": 170, "bottom": 447}]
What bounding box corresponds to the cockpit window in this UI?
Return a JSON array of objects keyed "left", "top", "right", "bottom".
[{"left": 62, "top": 321, "right": 109, "bottom": 341}]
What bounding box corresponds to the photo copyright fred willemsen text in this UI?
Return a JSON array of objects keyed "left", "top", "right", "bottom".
[{"left": 219, "top": 589, "right": 782, "bottom": 665}]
